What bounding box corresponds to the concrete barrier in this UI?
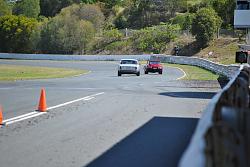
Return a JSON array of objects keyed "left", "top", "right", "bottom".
[{"left": 0, "top": 53, "right": 151, "bottom": 61}]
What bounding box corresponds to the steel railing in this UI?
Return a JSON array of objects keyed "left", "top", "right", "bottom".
[{"left": 179, "top": 65, "right": 250, "bottom": 167}]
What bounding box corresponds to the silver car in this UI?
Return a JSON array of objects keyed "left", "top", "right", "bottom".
[{"left": 118, "top": 59, "right": 140, "bottom": 76}]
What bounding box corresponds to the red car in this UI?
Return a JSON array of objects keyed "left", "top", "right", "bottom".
[{"left": 144, "top": 60, "right": 163, "bottom": 74}]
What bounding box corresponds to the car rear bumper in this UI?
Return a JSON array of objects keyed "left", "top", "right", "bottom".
[
  {"left": 145, "top": 68, "right": 162, "bottom": 72},
  {"left": 119, "top": 70, "right": 138, "bottom": 74}
]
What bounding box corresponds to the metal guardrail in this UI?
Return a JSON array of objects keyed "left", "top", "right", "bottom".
[
  {"left": 0, "top": 53, "right": 240, "bottom": 78},
  {"left": 150, "top": 55, "right": 240, "bottom": 78},
  {"left": 179, "top": 65, "right": 250, "bottom": 167}
]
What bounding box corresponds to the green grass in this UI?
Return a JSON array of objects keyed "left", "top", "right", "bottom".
[
  {"left": 0, "top": 65, "right": 88, "bottom": 81},
  {"left": 164, "top": 63, "right": 219, "bottom": 80}
]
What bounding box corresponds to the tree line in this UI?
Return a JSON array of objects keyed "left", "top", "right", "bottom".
[{"left": 0, "top": 0, "right": 235, "bottom": 54}]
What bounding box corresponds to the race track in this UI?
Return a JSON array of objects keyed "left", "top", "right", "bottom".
[{"left": 0, "top": 60, "right": 219, "bottom": 167}]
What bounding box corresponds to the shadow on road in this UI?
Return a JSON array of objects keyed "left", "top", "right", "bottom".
[
  {"left": 159, "top": 91, "right": 216, "bottom": 99},
  {"left": 144, "top": 73, "right": 162, "bottom": 75},
  {"left": 113, "top": 74, "right": 139, "bottom": 77},
  {"left": 85, "top": 117, "right": 198, "bottom": 167}
]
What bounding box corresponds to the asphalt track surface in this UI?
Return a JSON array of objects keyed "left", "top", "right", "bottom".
[{"left": 0, "top": 60, "right": 220, "bottom": 167}]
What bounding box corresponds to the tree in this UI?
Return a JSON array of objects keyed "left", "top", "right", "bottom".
[
  {"left": 13, "top": 0, "right": 40, "bottom": 18},
  {"left": 0, "top": 15, "right": 38, "bottom": 53},
  {"left": 126, "top": 0, "right": 159, "bottom": 29},
  {"left": 170, "top": 13, "right": 194, "bottom": 30},
  {"left": 40, "top": 0, "right": 81, "bottom": 17},
  {"left": 187, "top": 1, "right": 210, "bottom": 13},
  {"left": 162, "top": 0, "right": 185, "bottom": 18},
  {"left": 191, "top": 8, "right": 222, "bottom": 47},
  {"left": 60, "top": 4, "right": 105, "bottom": 32},
  {"left": 79, "top": 4, "right": 105, "bottom": 31},
  {"left": 117, "top": 0, "right": 185, "bottom": 29},
  {"left": 0, "top": 0, "right": 11, "bottom": 16},
  {"left": 81, "top": 0, "right": 97, "bottom": 4},
  {"left": 132, "top": 24, "right": 180, "bottom": 53},
  {"left": 114, "top": 14, "right": 128, "bottom": 29},
  {"left": 210, "top": 0, "right": 235, "bottom": 28},
  {"left": 99, "top": 0, "right": 123, "bottom": 8},
  {"left": 186, "top": 0, "right": 234, "bottom": 28},
  {"left": 39, "top": 11, "right": 95, "bottom": 54}
]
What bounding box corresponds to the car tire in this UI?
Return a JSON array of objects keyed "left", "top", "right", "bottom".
[
  {"left": 145, "top": 71, "right": 148, "bottom": 74},
  {"left": 118, "top": 72, "right": 121, "bottom": 76},
  {"left": 137, "top": 72, "right": 140, "bottom": 76},
  {"left": 159, "top": 71, "right": 162, "bottom": 75}
]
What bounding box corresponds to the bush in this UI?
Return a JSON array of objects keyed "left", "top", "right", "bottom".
[
  {"left": 105, "top": 40, "right": 128, "bottom": 49},
  {"left": 90, "top": 28, "right": 124, "bottom": 53},
  {"left": 104, "top": 40, "right": 132, "bottom": 54},
  {"left": 103, "top": 28, "right": 123, "bottom": 42}
]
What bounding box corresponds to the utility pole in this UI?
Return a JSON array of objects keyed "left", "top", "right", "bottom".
[{"left": 247, "top": 28, "right": 250, "bottom": 44}]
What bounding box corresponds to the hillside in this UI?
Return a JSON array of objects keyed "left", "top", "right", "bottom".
[
  {"left": 165, "top": 37, "right": 239, "bottom": 65},
  {"left": 196, "top": 38, "right": 238, "bottom": 64}
]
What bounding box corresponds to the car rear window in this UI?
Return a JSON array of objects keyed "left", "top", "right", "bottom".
[
  {"left": 121, "top": 60, "right": 138, "bottom": 64},
  {"left": 149, "top": 61, "right": 160, "bottom": 64}
]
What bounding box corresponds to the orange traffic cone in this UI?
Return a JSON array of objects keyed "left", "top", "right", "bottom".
[
  {"left": 38, "top": 88, "right": 47, "bottom": 112},
  {"left": 0, "top": 105, "right": 3, "bottom": 125}
]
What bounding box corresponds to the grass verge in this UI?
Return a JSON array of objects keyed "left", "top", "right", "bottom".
[
  {"left": 164, "top": 63, "right": 220, "bottom": 80},
  {"left": 0, "top": 65, "right": 88, "bottom": 81}
]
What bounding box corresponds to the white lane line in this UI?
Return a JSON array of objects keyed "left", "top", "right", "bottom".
[
  {"left": 166, "top": 66, "right": 187, "bottom": 80},
  {"left": 0, "top": 88, "right": 12, "bottom": 90},
  {"left": 5, "top": 112, "right": 45, "bottom": 125},
  {"left": 84, "top": 97, "right": 95, "bottom": 101},
  {"left": 73, "top": 70, "right": 91, "bottom": 77},
  {"left": 92, "top": 92, "right": 105, "bottom": 96},
  {"left": 47, "top": 92, "right": 103, "bottom": 110},
  {"left": 47, "top": 96, "right": 91, "bottom": 110},
  {"left": 3, "top": 92, "right": 104, "bottom": 125},
  {"left": 176, "top": 67, "right": 187, "bottom": 80},
  {"left": 3, "top": 111, "right": 38, "bottom": 123}
]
